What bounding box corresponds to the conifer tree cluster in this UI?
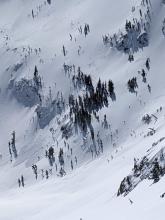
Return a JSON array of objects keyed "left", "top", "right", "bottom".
[
  {"left": 69, "top": 74, "right": 116, "bottom": 137},
  {"left": 127, "top": 77, "right": 138, "bottom": 93}
]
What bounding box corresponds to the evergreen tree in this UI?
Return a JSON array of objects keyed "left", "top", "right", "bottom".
[
  {"left": 58, "top": 148, "right": 64, "bottom": 166},
  {"left": 11, "top": 131, "right": 18, "bottom": 158},
  {"left": 152, "top": 159, "right": 161, "bottom": 183},
  {"left": 21, "top": 175, "right": 24, "bottom": 187},
  {"left": 63, "top": 45, "right": 66, "bottom": 56},
  {"left": 127, "top": 77, "right": 138, "bottom": 93},
  {"left": 33, "top": 66, "right": 42, "bottom": 89},
  {"left": 47, "top": 0, "right": 51, "bottom": 4}
]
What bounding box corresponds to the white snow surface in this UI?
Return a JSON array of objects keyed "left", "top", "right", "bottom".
[{"left": 0, "top": 0, "right": 165, "bottom": 219}]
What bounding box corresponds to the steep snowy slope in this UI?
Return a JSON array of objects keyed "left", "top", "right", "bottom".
[{"left": 0, "top": 0, "right": 165, "bottom": 219}]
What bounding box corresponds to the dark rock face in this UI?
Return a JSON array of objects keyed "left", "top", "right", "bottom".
[
  {"left": 103, "top": 2, "right": 152, "bottom": 55},
  {"left": 13, "top": 63, "right": 23, "bottom": 72},
  {"left": 36, "top": 99, "right": 65, "bottom": 129},
  {"left": 116, "top": 30, "right": 149, "bottom": 54},
  {"left": 36, "top": 103, "right": 56, "bottom": 129},
  {"left": 8, "top": 78, "right": 41, "bottom": 107},
  {"left": 137, "top": 32, "right": 149, "bottom": 48}
]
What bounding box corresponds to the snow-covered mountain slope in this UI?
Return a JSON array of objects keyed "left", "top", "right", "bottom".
[{"left": 0, "top": 0, "right": 165, "bottom": 219}]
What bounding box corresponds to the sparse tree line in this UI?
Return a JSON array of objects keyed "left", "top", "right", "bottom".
[
  {"left": 127, "top": 58, "right": 151, "bottom": 95},
  {"left": 31, "top": 0, "right": 51, "bottom": 20}
]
